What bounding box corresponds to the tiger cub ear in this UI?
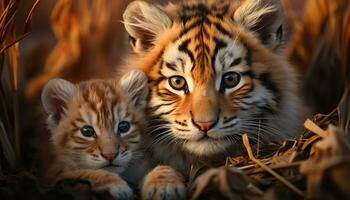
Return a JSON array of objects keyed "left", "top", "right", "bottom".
[
  {"left": 41, "top": 78, "right": 76, "bottom": 123},
  {"left": 123, "top": 0, "right": 172, "bottom": 53},
  {"left": 234, "top": 0, "right": 284, "bottom": 46},
  {"left": 119, "top": 70, "right": 149, "bottom": 109}
]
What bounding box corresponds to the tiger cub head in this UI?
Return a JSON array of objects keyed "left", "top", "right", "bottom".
[
  {"left": 123, "top": 0, "right": 303, "bottom": 156},
  {"left": 41, "top": 70, "right": 148, "bottom": 173}
]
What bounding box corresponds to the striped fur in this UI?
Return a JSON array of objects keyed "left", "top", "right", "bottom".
[
  {"left": 123, "top": 0, "right": 304, "bottom": 199},
  {"left": 41, "top": 70, "right": 148, "bottom": 199}
]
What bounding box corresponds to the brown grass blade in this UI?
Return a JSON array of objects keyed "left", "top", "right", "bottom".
[
  {"left": 23, "top": 0, "right": 40, "bottom": 33},
  {"left": 0, "top": 0, "right": 41, "bottom": 166},
  {"left": 243, "top": 134, "right": 305, "bottom": 197},
  {"left": 304, "top": 119, "right": 328, "bottom": 138},
  {"left": 0, "top": 120, "right": 16, "bottom": 168},
  {"left": 0, "top": 0, "right": 18, "bottom": 40}
]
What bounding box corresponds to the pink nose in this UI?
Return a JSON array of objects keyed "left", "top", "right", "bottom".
[
  {"left": 194, "top": 121, "right": 216, "bottom": 132},
  {"left": 101, "top": 153, "right": 116, "bottom": 161}
]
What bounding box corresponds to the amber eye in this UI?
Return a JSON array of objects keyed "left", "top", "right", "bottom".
[
  {"left": 118, "top": 121, "right": 130, "bottom": 134},
  {"left": 221, "top": 72, "right": 241, "bottom": 89},
  {"left": 169, "top": 76, "right": 187, "bottom": 91},
  {"left": 80, "top": 125, "right": 95, "bottom": 137}
]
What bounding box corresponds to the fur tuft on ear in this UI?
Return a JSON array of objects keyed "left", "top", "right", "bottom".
[
  {"left": 234, "top": 0, "right": 283, "bottom": 46},
  {"left": 119, "top": 70, "right": 149, "bottom": 108},
  {"left": 41, "top": 78, "right": 76, "bottom": 123},
  {"left": 122, "top": 0, "right": 172, "bottom": 53}
]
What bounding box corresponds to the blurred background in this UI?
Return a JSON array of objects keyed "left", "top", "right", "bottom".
[{"left": 0, "top": 0, "right": 348, "bottom": 185}]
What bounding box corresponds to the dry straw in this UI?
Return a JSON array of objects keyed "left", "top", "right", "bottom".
[{"left": 0, "top": 0, "right": 40, "bottom": 170}]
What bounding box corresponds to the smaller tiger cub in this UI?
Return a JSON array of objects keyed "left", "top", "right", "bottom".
[{"left": 41, "top": 70, "right": 148, "bottom": 199}]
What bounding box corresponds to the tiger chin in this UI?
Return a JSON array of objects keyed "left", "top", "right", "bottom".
[
  {"left": 40, "top": 70, "right": 149, "bottom": 199},
  {"left": 122, "top": 0, "right": 305, "bottom": 199}
]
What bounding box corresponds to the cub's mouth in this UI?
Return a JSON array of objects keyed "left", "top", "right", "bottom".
[{"left": 102, "top": 165, "right": 125, "bottom": 173}]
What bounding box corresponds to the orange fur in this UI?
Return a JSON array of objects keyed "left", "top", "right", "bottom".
[{"left": 41, "top": 70, "right": 148, "bottom": 199}]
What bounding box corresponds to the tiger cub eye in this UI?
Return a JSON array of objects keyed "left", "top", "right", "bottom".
[
  {"left": 80, "top": 125, "right": 95, "bottom": 137},
  {"left": 222, "top": 72, "right": 241, "bottom": 89},
  {"left": 169, "top": 76, "right": 187, "bottom": 91},
  {"left": 118, "top": 121, "right": 130, "bottom": 134}
]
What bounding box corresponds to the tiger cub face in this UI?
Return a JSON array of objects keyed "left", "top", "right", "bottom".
[
  {"left": 123, "top": 0, "right": 303, "bottom": 156},
  {"left": 41, "top": 70, "right": 148, "bottom": 173}
]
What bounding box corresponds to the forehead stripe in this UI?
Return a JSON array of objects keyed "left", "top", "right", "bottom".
[
  {"left": 178, "top": 15, "right": 211, "bottom": 39},
  {"left": 212, "top": 37, "right": 227, "bottom": 73},
  {"left": 165, "top": 62, "right": 178, "bottom": 71},
  {"left": 178, "top": 39, "right": 195, "bottom": 68},
  {"left": 213, "top": 22, "right": 231, "bottom": 37}
]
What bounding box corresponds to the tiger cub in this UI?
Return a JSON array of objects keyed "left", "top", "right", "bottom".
[
  {"left": 122, "top": 0, "right": 305, "bottom": 199},
  {"left": 41, "top": 70, "right": 148, "bottom": 199}
]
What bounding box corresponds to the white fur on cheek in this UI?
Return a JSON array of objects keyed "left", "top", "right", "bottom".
[
  {"left": 183, "top": 139, "right": 231, "bottom": 156},
  {"left": 170, "top": 126, "right": 204, "bottom": 141}
]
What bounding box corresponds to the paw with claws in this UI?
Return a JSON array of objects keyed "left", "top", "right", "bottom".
[
  {"left": 58, "top": 169, "right": 134, "bottom": 200},
  {"left": 142, "top": 165, "right": 186, "bottom": 200}
]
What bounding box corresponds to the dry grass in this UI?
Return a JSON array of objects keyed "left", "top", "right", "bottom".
[{"left": 0, "top": 0, "right": 40, "bottom": 172}]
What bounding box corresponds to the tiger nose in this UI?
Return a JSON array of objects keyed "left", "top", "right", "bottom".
[
  {"left": 101, "top": 152, "right": 116, "bottom": 161},
  {"left": 193, "top": 120, "right": 216, "bottom": 132}
]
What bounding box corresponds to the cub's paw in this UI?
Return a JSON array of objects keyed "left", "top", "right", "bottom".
[
  {"left": 142, "top": 166, "right": 186, "bottom": 200},
  {"left": 104, "top": 182, "right": 134, "bottom": 200},
  {"left": 94, "top": 171, "right": 134, "bottom": 199}
]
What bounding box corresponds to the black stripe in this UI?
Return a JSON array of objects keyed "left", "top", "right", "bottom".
[
  {"left": 257, "top": 104, "right": 276, "bottom": 115},
  {"left": 158, "top": 60, "right": 164, "bottom": 70},
  {"left": 154, "top": 48, "right": 165, "bottom": 78},
  {"left": 241, "top": 70, "right": 255, "bottom": 78},
  {"left": 212, "top": 4, "right": 229, "bottom": 19},
  {"left": 165, "top": 62, "right": 178, "bottom": 71},
  {"left": 229, "top": 58, "right": 242, "bottom": 67},
  {"left": 178, "top": 39, "right": 195, "bottom": 63},
  {"left": 175, "top": 120, "right": 187, "bottom": 127},
  {"left": 240, "top": 100, "right": 256, "bottom": 107},
  {"left": 175, "top": 128, "right": 190, "bottom": 132},
  {"left": 152, "top": 102, "right": 176, "bottom": 112},
  {"left": 179, "top": 18, "right": 205, "bottom": 38},
  {"left": 151, "top": 77, "right": 165, "bottom": 85},
  {"left": 246, "top": 46, "right": 252, "bottom": 66},
  {"left": 154, "top": 108, "right": 176, "bottom": 118},
  {"left": 127, "top": 140, "right": 140, "bottom": 144},
  {"left": 180, "top": 4, "right": 210, "bottom": 23},
  {"left": 220, "top": 122, "right": 238, "bottom": 130},
  {"left": 156, "top": 90, "right": 175, "bottom": 99},
  {"left": 213, "top": 22, "right": 231, "bottom": 37},
  {"left": 212, "top": 37, "right": 227, "bottom": 73},
  {"left": 258, "top": 73, "right": 281, "bottom": 104},
  {"left": 247, "top": 82, "right": 255, "bottom": 93},
  {"left": 176, "top": 58, "right": 185, "bottom": 73},
  {"left": 223, "top": 115, "right": 237, "bottom": 124}
]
